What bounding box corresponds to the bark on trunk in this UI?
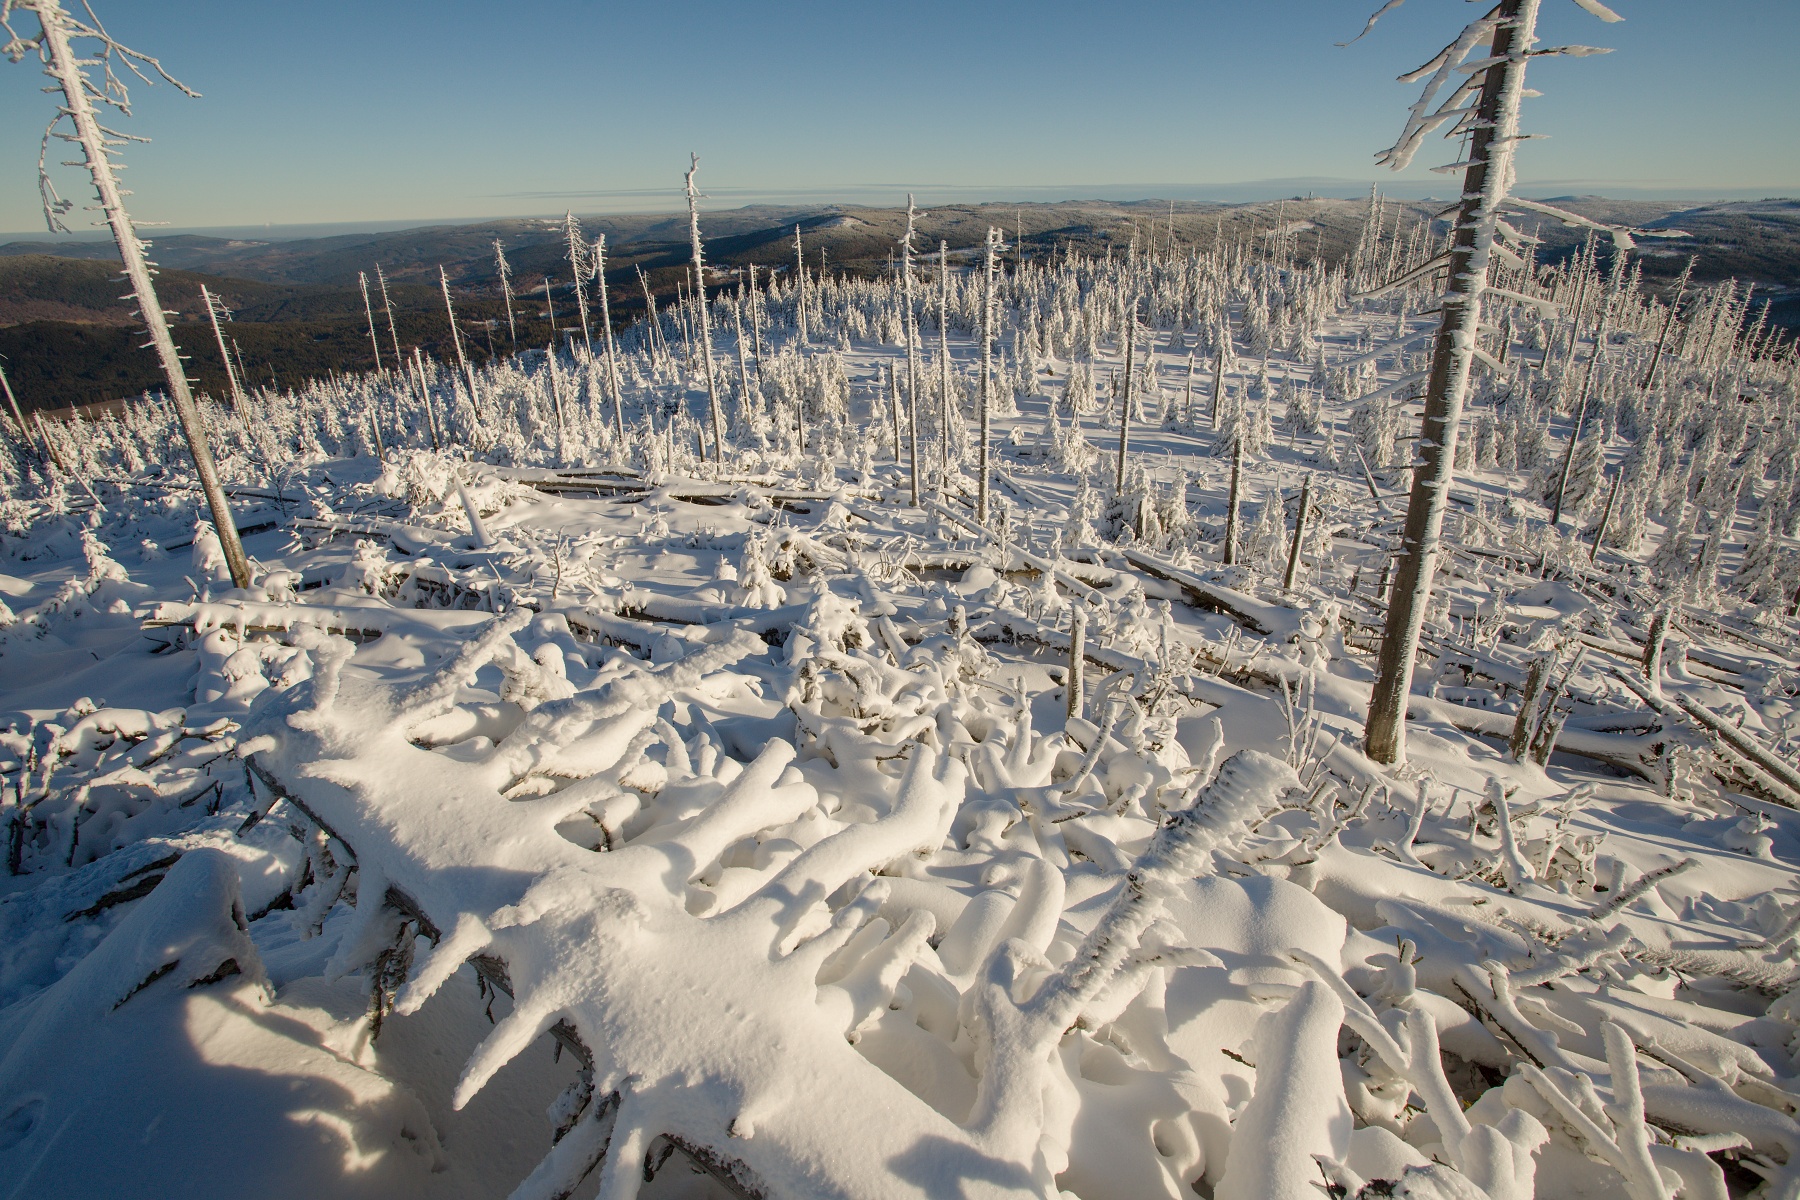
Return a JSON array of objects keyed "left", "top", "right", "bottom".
[
  {"left": 1365, "top": 0, "right": 1542, "bottom": 765},
  {"left": 1223, "top": 436, "right": 1243, "bottom": 566},
  {"left": 1283, "top": 478, "right": 1311, "bottom": 591}
]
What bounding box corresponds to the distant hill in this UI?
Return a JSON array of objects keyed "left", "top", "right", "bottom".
[{"left": 3, "top": 196, "right": 1793, "bottom": 413}]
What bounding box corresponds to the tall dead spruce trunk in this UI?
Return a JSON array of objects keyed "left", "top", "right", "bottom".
[
  {"left": 19, "top": 0, "right": 251, "bottom": 586},
  {"left": 977, "top": 228, "right": 999, "bottom": 524},
  {"left": 900, "top": 197, "right": 923, "bottom": 506},
  {"left": 685, "top": 155, "right": 725, "bottom": 461},
  {"left": 1116, "top": 297, "right": 1137, "bottom": 498},
  {"left": 593, "top": 235, "right": 626, "bottom": 442},
  {"left": 1365, "top": 0, "right": 1543, "bottom": 764}
]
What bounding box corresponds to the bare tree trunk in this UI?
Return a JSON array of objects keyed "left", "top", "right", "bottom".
[
  {"left": 1115, "top": 298, "right": 1137, "bottom": 497},
  {"left": 201, "top": 285, "right": 248, "bottom": 417},
  {"left": 494, "top": 239, "right": 517, "bottom": 344},
  {"left": 938, "top": 239, "right": 952, "bottom": 488},
  {"left": 1641, "top": 256, "right": 1693, "bottom": 391},
  {"left": 1509, "top": 656, "right": 1551, "bottom": 762},
  {"left": 30, "top": 0, "right": 250, "bottom": 586},
  {"left": 887, "top": 361, "right": 902, "bottom": 466},
  {"left": 1365, "top": 0, "right": 1542, "bottom": 765},
  {"left": 1223, "top": 435, "right": 1243, "bottom": 566},
  {"left": 1588, "top": 469, "right": 1621, "bottom": 562},
  {"left": 358, "top": 272, "right": 383, "bottom": 372},
  {"left": 563, "top": 214, "right": 594, "bottom": 355},
  {"left": 1283, "top": 477, "right": 1311, "bottom": 591},
  {"left": 1642, "top": 607, "right": 1672, "bottom": 697},
  {"left": 413, "top": 348, "right": 441, "bottom": 451},
  {"left": 978, "top": 228, "right": 998, "bottom": 524},
  {"left": 1551, "top": 306, "right": 1609, "bottom": 526},
  {"left": 1067, "top": 602, "right": 1087, "bottom": 723},
  {"left": 439, "top": 267, "right": 482, "bottom": 415},
  {"left": 732, "top": 301, "right": 753, "bottom": 430},
  {"left": 685, "top": 156, "right": 725, "bottom": 461},
  {"left": 748, "top": 263, "right": 765, "bottom": 377},
  {"left": 901, "top": 197, "right": 923, "bottom": 506},
  {"left": 546, "top": 344, "right": 568, "bottom": 464},
  {"left": 1209, "top": 330, "right": 1227, "bottom": 431},
  {"left": 593, "top": 236, "right": 626, "bottom": 443},
  {"left": 376, "top": 264, "right": 404, "bottom": 366},
  {"left": 793, "top": 225, "right": 808, "bottom": 344},
  {"left": 0, "top": 361, "right": 35, "bottom": 457}
]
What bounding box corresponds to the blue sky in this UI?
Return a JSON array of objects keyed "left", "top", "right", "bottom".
[{"left": 1, "top": 0, "right": 1793, "bottom": 236}]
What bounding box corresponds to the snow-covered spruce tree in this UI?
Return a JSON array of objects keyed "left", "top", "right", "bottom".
[
  {"left": 684, "top": 156, "right": 726, "bottom": 460},
  {"left": 6, "top": 0, "right": 251, "bottom": 587},
  {"left": 1363, "top": 0, "right": 1623, "bottom": 764}
]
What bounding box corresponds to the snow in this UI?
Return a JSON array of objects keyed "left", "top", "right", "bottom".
[{"left": 3, "top": 183, "right": 1800, "bottom": 1200}]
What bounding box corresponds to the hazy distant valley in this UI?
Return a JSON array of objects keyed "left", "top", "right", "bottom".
[{"left": 4, "top": 194, "right": 1796, "bottom": 410}]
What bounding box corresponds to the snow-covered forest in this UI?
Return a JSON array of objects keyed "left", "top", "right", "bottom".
[{"left": 6, "top": 0, "right": 1800, "bottom": 1197}]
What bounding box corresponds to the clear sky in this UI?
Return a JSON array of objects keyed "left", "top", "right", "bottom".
[{"left": 1, "top": 0, "right": 1793, "bottom": 236}]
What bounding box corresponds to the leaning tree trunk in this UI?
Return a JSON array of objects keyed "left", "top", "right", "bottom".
[
  {"left": 30, "top": 0, "right": 250, "bottom": 587},
  {"left": 358, "top": 272, "right": 383, "bottom": 372},
  {"left": 1550, "top": 304, "right": 1610, "bottom": 527},
  {"left": 1365, "top": 0, "right": 1542, "bottom": 765},
  {"left": 1641, "top": 256, "right": 1694, "bottom": 392}
]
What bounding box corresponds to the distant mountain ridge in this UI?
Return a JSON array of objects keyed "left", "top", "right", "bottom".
[{"left": 2, "top": 196, "right": 1794, "bottom": 413}]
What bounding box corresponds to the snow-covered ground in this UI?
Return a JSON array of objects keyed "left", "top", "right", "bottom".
[{"left": 4, "top": 227, "right": 1800, "bottom": 1199}]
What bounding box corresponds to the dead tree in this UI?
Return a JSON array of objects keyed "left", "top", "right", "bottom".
[
  {"left": 1365, "top": 0, "right": 1560, "bottom": 764},
  {"left": 438, "top": 266, "right": 482, "bottom": 415},
  {"left": 562, "top": 213, "right": 594, "bottom": 355},
  {"left": 1641, "top": 256, "right": 1693, "bottom": 391},
  {"left": 1283, "top": 477, "right": 1312, "bottom": 591},
  {"left": 684, "top": 155, "right": 725, "bottom": 460},
  {"left": 1, "top": 360, "right": 42, "bottom": 461},
  {"left": 592, "top": 236, "right": 625, "bottom": 442},
  {"left": 200, "top": 285, "right": 248, "bottom": 414},
  {"left": 357, "top": 271, "right": 383, "bottom": 372},
  {"left": 793, "top": 224, "right": 809, "bottom": 343},
  {"left": 493, "top": 239, "right": 517, "bottom": 344},
  {"left": 376, "top": 263, "right": 403, "bottom": 365},
  {"left": 900, "top": 197, "right": 923, "bottom": 506},
  {"left": 1223, "top": 435, "right": 1244, "bottom": 566},
  {"left": 1550, "top": 301, "right": 1611, "bottom": 526},
  {"left": 11, "top": 0, "right": 250, "bottom": 586},
  {"left": 978, "top": 228, "right": 1000, "bottom": 524}
]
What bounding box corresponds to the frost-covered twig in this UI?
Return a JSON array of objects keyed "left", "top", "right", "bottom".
[{"left": 1589, "top": 857, "right": 1697, "bottom": 921}]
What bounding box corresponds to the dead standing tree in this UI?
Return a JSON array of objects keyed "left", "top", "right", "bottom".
[
  {"left": 900, "top": 196, "right": 924, "bottom": 506},
  {"left": 685, "top": 154, "right": 726, "bottom": 461},
  {"left": 977, "top": 227, "right": 1002, "bottom": 525},
  {"left": 493, "top": 238, "right": 518, "bottom": 344},
  {"left": 6, "top": 0, "right": 251, "bottom": 586},
  {"left": 1361, "top": 0, "right": 1625, "bottom": 764}
]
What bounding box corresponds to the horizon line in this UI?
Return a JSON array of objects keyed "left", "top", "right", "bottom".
[{"left": 4, "top": 183, "right": 1794, "bottom": 244}]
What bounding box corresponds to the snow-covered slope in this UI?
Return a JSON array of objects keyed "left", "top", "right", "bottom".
[{"left": 3, "top": 221, "right": 1799, "bottom": 1198}]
